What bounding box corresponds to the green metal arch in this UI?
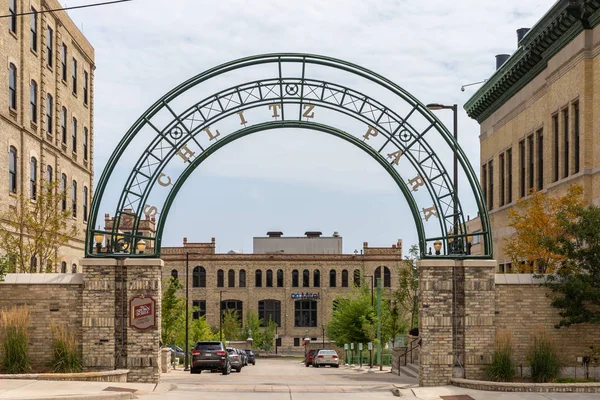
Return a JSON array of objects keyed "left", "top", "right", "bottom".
[
  {"left": 155, "top": 121, "right": 426, "bottom": 254},
  {"left": 86, "top": 53, "right": 492, "bottom": 259}
]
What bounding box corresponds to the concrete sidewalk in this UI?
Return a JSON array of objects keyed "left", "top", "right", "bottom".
[{"left": 0, "top": 379, "right": 174, "bottom": 400}]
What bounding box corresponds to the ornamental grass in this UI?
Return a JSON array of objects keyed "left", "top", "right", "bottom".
[
  {"left": 485, "top": 329, "right": 515, "bottom": 382},
  {"left": 50, "top": 323, "right": 82, "bottom": 373},
  {"left": 0, "top": 306, "right": 31, "bottom": 373}
]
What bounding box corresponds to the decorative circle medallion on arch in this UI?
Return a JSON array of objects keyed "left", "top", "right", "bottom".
[{"left": 87, "top": 53, "right": 492, "bottom": 259}]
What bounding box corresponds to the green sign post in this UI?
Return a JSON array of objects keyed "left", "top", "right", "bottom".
[{"left": 376, "top": 277, "right": 382, "bottom": 370}]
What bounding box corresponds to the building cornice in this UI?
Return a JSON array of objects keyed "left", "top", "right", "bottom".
[{"left": 464, "top": 0, "right": 600, "bottom": 123}]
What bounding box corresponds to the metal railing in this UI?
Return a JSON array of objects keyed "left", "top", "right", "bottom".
[{"left": 397, "top": 337, "right": 420, "bottom": 376}]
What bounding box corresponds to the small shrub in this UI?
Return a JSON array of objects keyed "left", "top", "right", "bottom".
[
  {"left": 0, "top": 306, "right": 31, "bottom": 373},
  {"left": 555, "top": 377, "right": 598, "bottom": 383},
  {"left": 485, "top": 329, "right": 515, "bottom": 382},
  {"left": 527, "top": 327, "right": 562, "bottom": 383},
  {"left": 50, "top": 323, "right": 82, "bottom": 373}
]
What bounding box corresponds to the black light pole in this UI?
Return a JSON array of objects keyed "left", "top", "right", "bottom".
[
  {"left": 322, "top": 325, "right": 325, "bottom": 348},
  {"left": 184, "top": 252, "right": 190, "bottom": 371},
  {"left": 219, "top": 290, "right": 224, "bottom": 342},
  {"left": 426, "top": 103, "right": 459, "bottom": 251},
  {"left": 364, "top": 275, "right": 374, "bottom": 307}
]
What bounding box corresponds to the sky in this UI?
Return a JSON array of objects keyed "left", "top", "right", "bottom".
[{"left": 67, "top": 0, "right": 556, "bottom": 255}]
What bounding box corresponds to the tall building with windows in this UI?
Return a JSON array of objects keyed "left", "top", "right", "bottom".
[
  {"left": 162, "top": 233, "right": 403, "bottom": 353},
  {"left": 1, "top": 0, "right": 94, "bottom": 271},
  {"left": 465, "top": 2, "right": 600, "bottom": 272}
]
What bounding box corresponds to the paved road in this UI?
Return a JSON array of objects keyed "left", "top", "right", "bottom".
[
  {"left": 143, "top": 359, "right": 415, "bottom": 399},
  {"left": 138, "top": 359, "right": 600, "bottom": 400}
]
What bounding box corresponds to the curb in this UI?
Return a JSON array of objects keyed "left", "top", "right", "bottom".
[{"left": 0, "top": 393, "right": 133, "bottom": 400}]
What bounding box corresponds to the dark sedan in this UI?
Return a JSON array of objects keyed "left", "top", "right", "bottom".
[
  {"left": 244, "top": 349, "right": 256, "bottom": 365},
  {"left": 190, "top": 341, "right": 231, "bottom": 375}
]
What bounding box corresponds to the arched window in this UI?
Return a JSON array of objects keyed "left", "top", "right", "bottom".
[
  {"left": 9, "top": 63, "right": 17, "bottom": 109},
  {"left": 341, "top": 270, "right": 348, "bottom": 287},
  {"left": 30, "top": 80, "right": 37, "bottom": 123},
  {"left": 30, "top": 157, "right": 37, "bottom": 200},
  {"left": 302, "top": 269, "right": 309, "bottom": 287},
  {"left": 61, "top": 107, "right": 67, "bottom": 144},
  {"left": 60, "top": 174, "right": 67, "bottom": 211},
  {"left": 384, "top": 266, "right": 391, "bottom": 288},
  {"left": 46, "top": 165, "right": 53, "bottom": 185},
  {"left": 71, "top": 180, "right": 77, "bottom": 218},
  {"left": 313, "top": 270, "right": 320, "bottom": 287},
  {"left": 294, "top": 300, "right": 317, "bottom": 327},
  {"left": 276, "top": 269, "right": 283, "bottom": 287},
  {"left": 83, "top": 186, "right": 88, "bottom": 222},
  {"left": 353, "top": 269, "right": 361, "bottom": 287},
  {"left": 71, "top": 263, "right": 77, "bottom": 273},
  {"left": 292, "top": 269, "right": 299, "bottom": 287},
  {"left": 217, "top": 269, "right": 224, "bottom": 288},
  {"left": 266, "top": 269, "right": 273, "bottom": 287},
  {"left": 61, "top": 261, "right": 67, "bottom": 273},
  {"left": 228, "top": 269, "right": 235, "bottom": 288},
  {"left": 375, "top": 266, "right": 382, "bottom": 285},
  {"left": 30, "top": 256, "right": 37, "bottom": 273},
  {"left": 46, "top": 94, "right": 53, "bottom": 134},
  {"left": 258, "top": 299, "right": 281, "bottom": 327},
  {"left": 329, "top": 270, "right": 336, "bottom": 287},
  {"left": 9, "top": 146, "right": 17, "bottom": 193},
  {"left": 255, "top": 269, "right": 262, "bottom": 287},
  {"left": 192, "top": 266, "right": 206, "bottom": 287},
  {"left": 170, "top": 269, "right": 178, "bottom": 280},
  {"left": 239, "top": 269, "right": 246, "bottom": 287}
]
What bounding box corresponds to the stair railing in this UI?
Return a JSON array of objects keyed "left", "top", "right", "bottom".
[{"left": 397, "top": 337, "right": 420, "bottom": 376}]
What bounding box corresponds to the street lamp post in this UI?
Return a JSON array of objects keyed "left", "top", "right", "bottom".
[
  {"left": 219, "top": 290, "right": 224, "bottom": 343},
  {"left": 426, "top": 103, "right": 459, "bottom": 253},
  {"left": 184, "top": 251, "right": 204, "bottom": 371},
  {"left": 321, "top": 325, "right": 325, "bottom": 348}
]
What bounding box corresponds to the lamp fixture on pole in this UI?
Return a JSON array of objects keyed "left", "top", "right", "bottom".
[{"left": 427, "top": 103, "right": 459, "bottom": 255}]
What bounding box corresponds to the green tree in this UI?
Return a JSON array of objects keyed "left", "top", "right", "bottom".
[
  {"left": 244, "top": 310, "right": 264, "bottom": 348},
  {"left": 394, "top": 244, "right": 419, "bottom": 330},
  {"left": 161, "top": 277, "right": 184, "bottom": 345},
  {"left": 327, "top": 286, "right": 375, "bottom": 346},
  {"left": 222, "top": 309, "right": 242, "bottom": 341},
  {"left": 261, "top": 318, "right": 278, "bottom": 351},
  {"left": 0, "top": 181, "right": 78, "bottom": 273},
  {"left": 545, "top": 203, "right": 600, "bottom": 327},
  {"left": 175, "top": 308, "right": 218, "bottom": 351}
]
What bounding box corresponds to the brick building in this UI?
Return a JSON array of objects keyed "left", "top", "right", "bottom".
[
  {"left": 465, "top": 2, "right": 600, "bottom": 271},
  {"left": 161, "top": 232, "right": 404, "bottom": 353},
  {"left": 0, "top": 0, "right": 94, "bottom": 271}
]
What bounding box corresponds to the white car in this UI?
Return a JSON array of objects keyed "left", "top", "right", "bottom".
[{"left": 312, "top": 349, "right": 340, "bottom": 368}]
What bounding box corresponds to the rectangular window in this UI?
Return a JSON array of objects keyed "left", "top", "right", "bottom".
[
  {"left": 72, "top": 117, "right": 77, "bottom": 152},
  {"left": 83, "top": 71, "right": 89, "bottom": 105},
  {"left": 574, "top": 102, "right": 580, "bottom": 174},
  {"left": 9, "top": 0, "right": 17, "bottom": 33},
  {"left": 481, "top": 164, "right": 487, "bottom": 208},
  {"left": 553, "top": 114, "right": 559, "bottom": 182},
  {"left": 192, "top": 300, "right": 206, "bottom": 320},
  {"left": 499, "top": 153, "right": 505, "bottom": 207},
  {"left": 61, "top": 107, "right": 67, "bottom": 144},
  {"left": 47, "top": 27, "right": 53, "bottom": 68},
  {"left": 563, "top": 109, "right": 569, "bottom": 178},
  {"left": 46, "top": 94, "right": 53, "bottom": 135},
  {"left": 294, "top": 300, "right": 317, "bottom": 327},
  {"left": 30, "top": 158, "right": 37, "bottom": 200},
  {"left": 61, "top": 44, "right": 67, "bottom": 81},
  {"left": 83, "top": 186, "right": 88, "bottom": 222},
  {"left": 30, "top": 8, "right": 37, "bottom": 52},
  {"left": 30, "top": 81, "right": 37, "bottom": 123},
  {"left": 488, "top": 160, "right": 494, "bottom": 210},
  {"left": 72, "top": 58, "right": 77, "bottom": 94},
  {"left": 527, "top": 134, "right": 534, "bottom": 192},
  {"left": 83, "top": 128, "right": 88, "bottom": 160},
  {"left": 507, "top": 148, "right": 512, "bottom": 204},
  {"left": 72, "top": 180, "right": 77, "bottom": 218},
  {"left": 9, "top": 64, "right": 17, "bottom": 110},
  {"left": 537, "top": 130, "right": 543, "bottom": 190},
  {"left": 294, "top": 338, "right": 300, "bottom": 347},
  {"left": 9, "top": 147, "right": 17, "bottom": 194},
  {"left": 519, "top": 140, "right": 525, "bottom": 197}
]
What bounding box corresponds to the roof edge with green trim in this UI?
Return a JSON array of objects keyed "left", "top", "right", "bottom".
[{"left": 464, "top": 0, "right": 600, "bottom": 123}]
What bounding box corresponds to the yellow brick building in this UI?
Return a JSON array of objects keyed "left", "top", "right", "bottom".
[
  {"left": 465, "top": 2, "right": 600, "bottom": 271},
  {"left": 161, "top": 233, "right": 404, "bottom": 353},
  {"left": 0, "top": 0, "right": 94, "bottom": 271}
]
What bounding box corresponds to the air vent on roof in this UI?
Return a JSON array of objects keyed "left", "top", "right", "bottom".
[
  {"left": 266, "top": 231, "right": 283, "bottom": 237},
  {"left": 517, "top": 28, "right": 530, "bottom": 44},
  {"left": 495, "top": 54, "right": 510, "bottom": 70},
  {"left": 305, "top": 231, "right": 322, "bottom": 238}
]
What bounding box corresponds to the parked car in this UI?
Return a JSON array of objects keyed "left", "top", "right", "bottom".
[
  {"left": 190, "top": 341, "right": 231, "bottom": 375},
  {"left": 244, "top": 349, "right": 256, "bottom": 365},
  {"left": 238, "top": 348, "right": 248, "bottom": 366},
  {"left": 167, "top": 344, "right": 185, "bottom": 359},
  {"left": 226, "top": 347, "right": 244, "bottom": 372},
  {"left": 313, "top": 349, "right": 339, "bottom": 368},
  {"left": 305, "top": 349, "right": 318, "bottom": 367}
]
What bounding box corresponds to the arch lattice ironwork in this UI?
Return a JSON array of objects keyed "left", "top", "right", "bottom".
[{"left": 86, "top": 53, "right": 492, "bottom": 259}]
